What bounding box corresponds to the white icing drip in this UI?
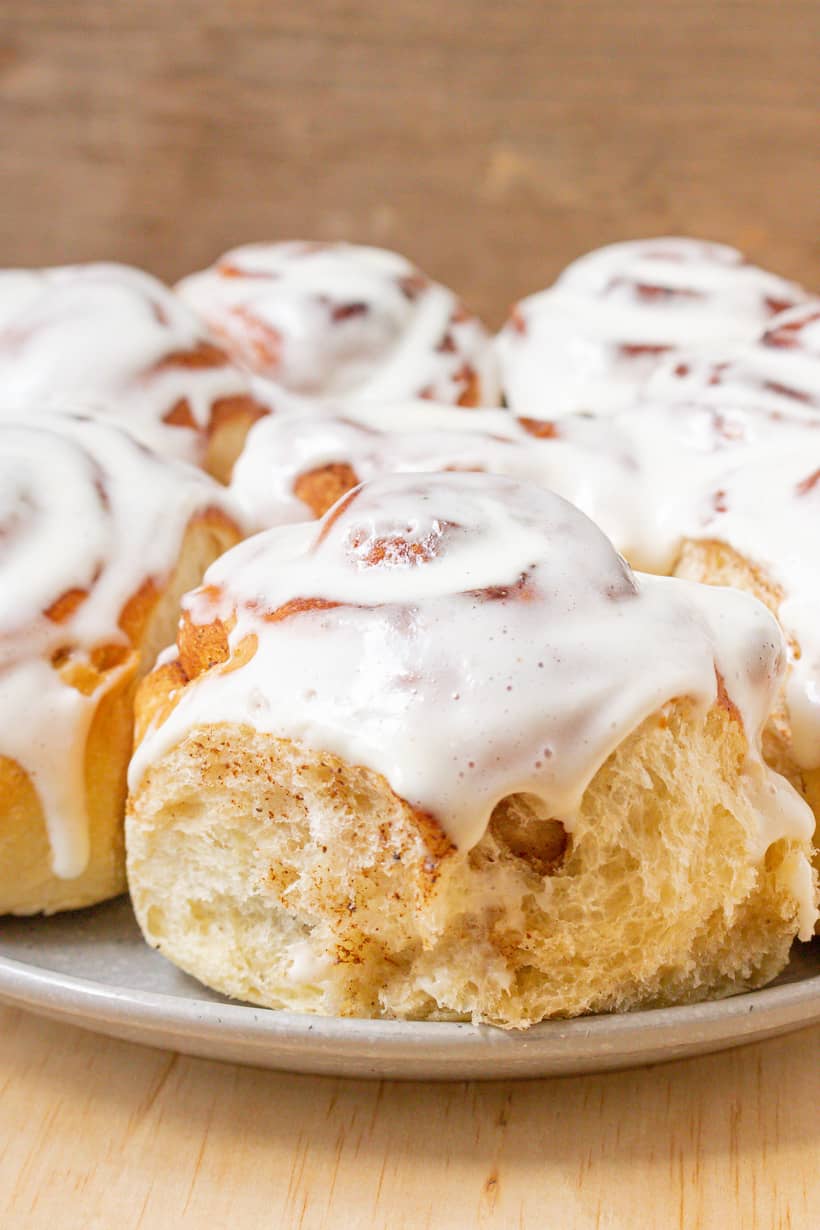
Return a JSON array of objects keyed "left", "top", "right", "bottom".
[
  {"left": 176, "top": 242, "right": 500, "bottom": 408},
  {"left": 0, "top": 263, "right": 254, "bottom": 463},
  {"left": 1, "top": 658, "right": 100, "bottom": 878},
  {"left": 775, "top": 848, "right": 818, "bottom": 941},
  {"left": 0, "top": 414, "right": 237, "bottom": 878},
  {"left": 129, "top": 475, "right": 812, "bottom": 913},
  {"left": 496, "top": 238, "right": 811, "bottom": 418},
  {"left": 515, "top": 407, "right": 820, "bottom": 777}
]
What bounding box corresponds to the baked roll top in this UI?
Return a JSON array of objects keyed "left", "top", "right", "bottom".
[
  {"left": 496, "top": 238, "right": 811, "bottom": 418},
  {"left": 176, "top": 242, "right": 500, "bottom": 409},
  {"left": 0, "top": 414, "right": 242, "bottom": 912},
  {"left": 0, "top": 263, "right": 266, "bottom": 479}
]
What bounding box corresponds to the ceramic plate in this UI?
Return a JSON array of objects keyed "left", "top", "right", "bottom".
[{"left": 0, "top": 897, "right": 817, "bottom": 1080}]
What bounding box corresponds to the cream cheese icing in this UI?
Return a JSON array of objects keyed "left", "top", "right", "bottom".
[
  {"left": 128, "top": 472, "right": 815, "bottom": 933},
  {"left": 228, "top": 390, "right": 820, "bottom": 779},
  {"left": 647, "top": 302, "right": 820, "bottom": 415},
  {"left": 0, "top": 413, "right": 238, "bottom": 878},
  {"left": 176, "top": 241, "right": 500, "bottom": 409},
  {"left": 230, "top": 400, "right": 541, "bottom": 529},
  {"left": 0, "top": 263, "right": 256, "bottom": 464},
  {"left": 496, "top": 238, "right": 812, "bottom": 418}
]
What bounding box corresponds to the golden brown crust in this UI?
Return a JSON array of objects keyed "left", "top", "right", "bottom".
[
  {"left": 204, "top": 395, "right": 269, "bottom": 483},
  {"left": 44, "top": 588, "right": 89, "bottom": 624},
  {"left": 675, "top": 537, "right": 784, "bottom": 617},
  {"left": 162, "top": 399, "right": 197, "bottom": 429},
  {"left": 518, "top": 417, "right": 560, "bottom": 439},
  {"left": 455, "top": 363, "right": 481, "bottom": 407},
  {"left": 1, "top": 509, "right": 243, "bottom": 915},
  {"left": 146, "top": 333, "right": 268, "bottom": 481},
  {"left": 675, "top": 535, "right": 820, "bottom": 901},
  {"left": 293, "top": 462, "right": 360, "bottom": 519},
  {"left": 263, "top": 597, "right": 342, "bottom": 624},
  {"left": 0, "top": 655, "right": 136, "bottom": 914},
  {"left": 151, "top": 340, "right": 232, "bottom": 372},
  {"left": 178, "top": 604, "right": 232, "bottom": 679},
  {"left": 133, "top": 658, "right": 189, "bottom": 748}
]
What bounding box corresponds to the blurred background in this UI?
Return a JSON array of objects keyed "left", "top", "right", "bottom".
[{"left": 2, "top": 1, "right": 818, "bottom": 323}]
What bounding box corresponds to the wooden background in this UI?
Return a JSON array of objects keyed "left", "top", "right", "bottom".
[
  {"left": 1, "top": 1, "right": 818, "bottom": 324},
  {"left": 1, "top": 1006, "right": 818, "bottom": 1230}
]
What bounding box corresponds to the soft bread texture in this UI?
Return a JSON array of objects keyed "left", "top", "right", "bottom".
[
  {"left": 201, "top": 394, "right": 268, "bottom": 484},
  {"left": 675, "top": 538, "right": 820, "bottom": 888},
  {"left": 0, "top": 510, "right": 240, "bottom": 915},
  {"left": 127, "top": 700, "right": 807, "bottom": 1028}
]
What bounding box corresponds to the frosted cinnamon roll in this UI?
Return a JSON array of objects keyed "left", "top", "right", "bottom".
[
  {"left": 176, "top": 242, "right": 500, "bottom": 410},
  {"left": 0, "top": 263, "right": 267, "bottom": 480},
  {"left": 0, "top": 415, "right": 242, "bottom": 915},
  {"left": 496, "top": 238, "right": 811, "bottom": 418},
  {"left": 126, "top": 472, "right": 814, "bottom": 1027}
]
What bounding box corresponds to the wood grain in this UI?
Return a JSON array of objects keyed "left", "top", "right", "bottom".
[
  {"left": 0, "top": 2, "right": 818, "bottom": 323},
  {"left": 0, "top": 1006, "right": 817, "bottom": 1229}
]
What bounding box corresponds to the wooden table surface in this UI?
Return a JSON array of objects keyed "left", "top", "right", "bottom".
[
  {"left": 2, "top": 1, "right": 818, "bottom": 320},
  {"left": 0, "top": 1005, "right": 817, "bottom": 1229}
]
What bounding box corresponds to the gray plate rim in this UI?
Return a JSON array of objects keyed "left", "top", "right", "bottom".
[{"left": 1, "top": 940, "right": 818, "bottom": 1080}]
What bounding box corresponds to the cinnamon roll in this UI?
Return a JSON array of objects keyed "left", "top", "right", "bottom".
[
  {"left": 0, "top": 415, "right": 242, "bottom": 914},
  {"left": 176, "top": 242, "right": 500, "bottom": 410},
  {"left": 126, "top": 472, "right": 814, "bottom": 1026},
  {"left": 496, "top": 238, "right": 811, "bottom": 418},
  {"left": 0, "top": 263, "right": 268, "bottom": 480}
]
